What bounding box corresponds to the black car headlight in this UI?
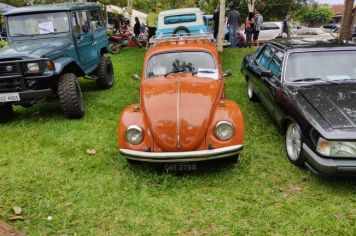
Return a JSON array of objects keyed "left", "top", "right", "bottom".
[
  {"left": 316, "top": 137, "right": 356, "bottom": 158},
  {"left": 215, "top": 121, "right": 234, "bottom": 141},
  {"left": 125, "top": 125, "right": 143, "bottom": 145}
]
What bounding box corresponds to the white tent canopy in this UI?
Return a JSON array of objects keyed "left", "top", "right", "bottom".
[{"left": 106, "top": 5, "right": 147, "bottom": 26}]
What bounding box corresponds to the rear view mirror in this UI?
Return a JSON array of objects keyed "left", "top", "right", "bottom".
[
  {"left": 223, "top": 69, "right": 233, "bottom": 78},
  {"left": 132, "top": 74, "right": 140, "bottom": 81},
  {"left": 261, "top": 70, "right": 272, "bottom": 78}
]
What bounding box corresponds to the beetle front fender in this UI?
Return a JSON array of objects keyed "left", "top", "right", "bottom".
[
  {"left": 117, "top": 104, "right": 154, "bottom": 152},
  {"left": 206, "top": 99, "right": 244, "bottom": 149}
]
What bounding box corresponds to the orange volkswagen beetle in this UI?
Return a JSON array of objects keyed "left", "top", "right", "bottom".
[{"left": 117, "top": 35, "right": 244, "bottom": 163}]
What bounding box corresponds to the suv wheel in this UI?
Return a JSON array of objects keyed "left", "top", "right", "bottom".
[
  {"left": 0, "top": 103, "right": 14, "bottom": 123},
  {"left": 57, "top": 73, "right": 85, "bottom": 119},
  {"left": 285, "top": 122, "right": 305, "bottom": 167},
  {"left": 96, "top": 56, "right": 114, "bottom": 89}
]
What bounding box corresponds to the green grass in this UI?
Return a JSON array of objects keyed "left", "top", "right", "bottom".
[{"left": 0, "top": 48, "right": 355, "bottom": 235}]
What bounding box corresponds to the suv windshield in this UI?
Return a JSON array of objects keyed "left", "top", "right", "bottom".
[
  {"left": 285, "top": 50, "right": 356, "bottom": 83},
  {"left": 146, "top": 51, "right": 216, "bottom": 78},
  {"left": 8, "top": 12, "right": 69, "bottom": 36}
]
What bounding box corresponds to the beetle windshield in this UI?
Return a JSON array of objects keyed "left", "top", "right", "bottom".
[
  {"left": 285, "top": 50, "right": 356, "bottom": 83},
  {"left": 8, "top": 12, "right": 69, "bottom": 36},
  {"left": 146, "top": 51, "right": 216, "bottom": 78}
]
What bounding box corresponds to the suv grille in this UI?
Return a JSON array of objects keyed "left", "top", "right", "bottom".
[
  {"left": 0, "top": 60, "right": 23, "bottom": 92},
  {"left": 0, "top": 62, "right": 19, "bottom": 76}
]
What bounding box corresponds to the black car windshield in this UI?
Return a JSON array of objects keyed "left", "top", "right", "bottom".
[
  {"left": 285, "top": 50, "right": 356, "bottom": 83},
  {"left": 8, "top": 12, "right": 69, "bottom": 36},
  {"left": 146, "top": 51, "right": 216, "bottom": 78}
]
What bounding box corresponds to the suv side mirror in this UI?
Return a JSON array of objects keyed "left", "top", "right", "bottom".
[
  {"left": 261, "top": 70, "right": 272, "bottom": 78},
  {"left": 132, "top": 74, "right": 140, "bottom": 81},
  {"left": 223, "top": 69, "right": 233, "bottom": 78}
]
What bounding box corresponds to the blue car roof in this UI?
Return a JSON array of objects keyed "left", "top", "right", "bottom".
[{"left": 4, "top": 2, "right": 99, "bottom": 16}]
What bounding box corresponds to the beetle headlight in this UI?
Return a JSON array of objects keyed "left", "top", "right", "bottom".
[
  {"left": 215, "top": 121, "right": 234, "bottom": 141},
  {"left": 125, "top": 125, "right": 143, "bottom": 145},
  {"left": 27, "top": 62, "right": 40, "bottom": 72},
  {"left": 316, "top": 137, "right": 356, "bottom": 157}
]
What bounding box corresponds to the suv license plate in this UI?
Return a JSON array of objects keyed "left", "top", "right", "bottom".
[{"left": 0, "top": 93, "right": 20, "bottom": 103}]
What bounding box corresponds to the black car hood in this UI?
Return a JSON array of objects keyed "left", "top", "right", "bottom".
[
  {"left": 300, "top": 84, "right": 356, "bottom": 131},
  {"left": 0, "top": 38, "right": 72, "bottom": 60}
]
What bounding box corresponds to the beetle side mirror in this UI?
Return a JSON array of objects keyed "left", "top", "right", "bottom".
[
  {"left": 132, "top": 74, "right": 140, "bottom": 81},
  {"left": 261, "top": 70, "right": 272, "bottom": 78},
  {"left": 223, "top": 69, "right": 233, "bottom": 78}
]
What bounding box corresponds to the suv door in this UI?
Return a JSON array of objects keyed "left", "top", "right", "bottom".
[
  {"left": 71, "top": 11, "right": 99, "bottom": 72},
  {"left": 88, "top": 8, "right": 107, "bottom": 53}
]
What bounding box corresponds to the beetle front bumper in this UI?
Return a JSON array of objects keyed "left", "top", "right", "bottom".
[
  {"left": 303, "top": 144, "right": 356, "bottom": 176},
  {"left": 120, "top": 144, "right": 243, "bottom": 163}
]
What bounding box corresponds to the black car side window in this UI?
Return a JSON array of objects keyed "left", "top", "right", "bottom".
[
  {"left": 256, "top": 46, "right": 275, "bottom": 69},
  {"left": 269, "top": 50, "right": 284, "bottom": 79}
]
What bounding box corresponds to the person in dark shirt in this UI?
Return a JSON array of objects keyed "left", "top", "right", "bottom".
[
  {"left": 212, "top": 6, "right": 219, "bottom": 39},
  {"left": 227, "top": 4, "right": 241, "bottom": 48},
  {"left": 133, "top": 17, "right": 142, "bottom": 48}
]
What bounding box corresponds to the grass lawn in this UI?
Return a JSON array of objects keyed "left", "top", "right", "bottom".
[{"left": 0, "top": 47, "right": 355, "bottom": 235}]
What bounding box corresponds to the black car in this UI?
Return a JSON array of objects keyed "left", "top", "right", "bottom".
[{"left": 241, "top": 38, "right": 356, "bottom": 176}]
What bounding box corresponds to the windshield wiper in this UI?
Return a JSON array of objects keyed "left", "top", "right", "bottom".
[
  {"left": 293, "top": 77, "right": 340, "bottom": 84},
  {"left": 164, "top": 70, "right": 191, "bottom": 77}
]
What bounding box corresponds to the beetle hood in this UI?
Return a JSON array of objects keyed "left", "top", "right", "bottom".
[
  {"left": 141, "top": 75, "right": 221, "bottom": 152},
  {"left": 300, "top": 84, "right": 356, "bottom": 130},
  {"left": 0, "top": 38, "right": 72, "bottom": 60}
]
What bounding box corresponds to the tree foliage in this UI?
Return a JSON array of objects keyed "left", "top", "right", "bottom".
[{"left": 295, "top": 5, "right": 332, "bottom": 26}]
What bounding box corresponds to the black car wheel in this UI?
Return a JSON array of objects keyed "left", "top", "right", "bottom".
[
  {"left": 0, "top": 103, "right": 14, "bottom": 123},
  {"left": 247, "top": 79, "right": 258, "bottom": 101},
  {"left": 285, "top": 122, "right": 305, "bottom": 167},
  {"left": 96, "top": 56, "right": 114, "bottom": 89},
  {"left": 58, "top": 73, "right": 85, "bottom": 119}
]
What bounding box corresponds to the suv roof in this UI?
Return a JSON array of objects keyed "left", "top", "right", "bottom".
[
  {"left": 4, "top": 2, "right": 99, "bottom": 16},
  {"left": 159, "top": 8, "right": 202, "bottom": 16},
  {"left": 269, "top": 38, "right": 356, "bottom": 51}
]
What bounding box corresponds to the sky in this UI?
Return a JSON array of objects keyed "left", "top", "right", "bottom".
[{"left": 316, "top": 0, "right": 344, "bottom": 4}]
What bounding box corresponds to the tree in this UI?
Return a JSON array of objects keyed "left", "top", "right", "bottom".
[
  {"left": 340, "top": 0, "right": 354, "bottom": 40},
  {"left": 217, "top": 0, "right": 226, "bottom": 52},
  {"left": 296, "top": 5, "right": 332, "bottom": 27}
]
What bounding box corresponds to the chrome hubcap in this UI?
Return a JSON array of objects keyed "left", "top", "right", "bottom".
[{"left": 286, "top": 123, "right": 301, "bottom": 161}]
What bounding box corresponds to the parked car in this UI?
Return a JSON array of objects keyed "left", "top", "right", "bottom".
[
  {"left": 156, "top": 8, "right": 208, "bottom": 36},
  {"left": 258, "top": 22, "right": 283, "bottom": 41},
  {"left": 320, "top": 23, "right": 340, "bottom": 33},
  {"left": 118, "top": 35, "right": 244, "bottom": 163},
  {"left": 0, "top": 3, "right": 114, "bottom": 122},
  {"left": 293, "top": 28, "right": 335, "bottom": 39},
  {"left": 241, "top": 39, "right": 356, "bottom": 176}
]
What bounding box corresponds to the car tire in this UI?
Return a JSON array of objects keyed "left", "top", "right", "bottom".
[
  {"left": 57, "top": 73, "right": 85, "bottom": 119},
  {"left": 285, "top": 122, "right": 305, "bottom": 167},
  {"left": 173, "top": 26, "right": 190, "bottom": 35},
  {"left": 247, "top": 79, "right": 258, "bottom": 101},
  {"left": 96, "top": 56, "right": 114, "bottom": 89},
  {"left": 0, "top": 103, "right": 14, "bottom": 123},
  {"left": 109, "top": 43, "right": 120, "bottom": 54}
]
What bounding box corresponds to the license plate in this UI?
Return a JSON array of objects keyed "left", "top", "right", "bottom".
[{"left": 0, "top": 93, "right": 20, "bottom": 103}]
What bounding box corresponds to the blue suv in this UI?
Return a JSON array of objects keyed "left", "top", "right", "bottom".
[{"left": 0, "top": 3, "right": 114, "bottom": 121}]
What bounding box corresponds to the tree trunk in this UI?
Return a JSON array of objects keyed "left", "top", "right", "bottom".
[
  {"left": 247, "top": 0, "right": 255, "bottom": 12},
  {"left": 340, "top": 0, "right": 354, "bottom": 40},
  {"left": 217, "top": 0, "right": 226, "bottom": 52}
]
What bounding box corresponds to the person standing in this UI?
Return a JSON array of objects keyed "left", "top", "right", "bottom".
[
  {"left": 245, "top": 12, "right": 255, "bottom": 47},
  {"left": 133, "top": 17, "right": 142, "bottom": 48},
  {"left": 227, "top": 5, "right": 240, "bottom": 48},
  {"left": 212, "top": 6, "right": 220, "bottom": 39},
  {"left": 282, "top": 15, "right": 292, "bottom": 38},
  {"left": 253, "top": 9, "right": 263, "bottom": 46},
  {"left": 147, "top": 8, "right": 158, "bottom": 40}
]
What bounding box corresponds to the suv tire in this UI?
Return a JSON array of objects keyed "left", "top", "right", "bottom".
[
  {"left": 58, "top": 73, "right": 85, "bottom": 119},
  {"left": 173, "top": 26, "right": 190, "bottom": 35},
  {"left": 0, "top": 103, "right": 14, "bottom": 123},
  {"left": 96, "top": 56, "right": 114, "bottom": 89}
]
